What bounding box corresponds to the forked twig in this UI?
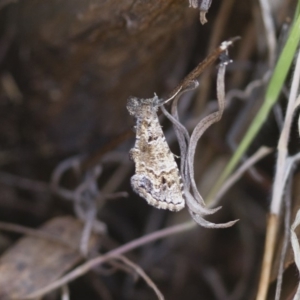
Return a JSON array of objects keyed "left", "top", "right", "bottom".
[{"left": 274, "top": 177, "right": 292, "bottom": 300}]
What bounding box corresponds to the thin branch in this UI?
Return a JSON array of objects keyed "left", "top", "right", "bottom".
[
  {"left": 168, "top": 38, "right": 238, "bottom": 98},
  {"left": 291, "top": 209, "right": 300, "bottom": 300},
  {"left": 258, "top": 0, "right": 277, "bottom": 66},
  {"left": 201, "top": 266, "right": 228, "bottom": 300},
  {"left": 22, "top": 221, "right": 195, "bottom": 299},
  {"left": 115, "top": 255, "right": 164, "bottom": 300},
  {"left": 275, "top": 176, "right": 292, "bottom": 300},
  {"left": 0, "top": 171, "right": 50, "bottom": 193},
  {"left": 80, "top": 207, "right": 97, "bottom": 257},
  {"left": 61, "top": 285, "right": 70, "bottom": 300},
  {"left": 210, "top": 146, "right": 272, "bottom": 207}
]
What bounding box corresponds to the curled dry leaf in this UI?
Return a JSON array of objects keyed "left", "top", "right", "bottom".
[{"left": 0, "top": 217, "right": 100, "bottom": 299}]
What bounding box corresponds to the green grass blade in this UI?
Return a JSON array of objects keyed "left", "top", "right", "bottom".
[{"left": 295, "top": 1, "right": 300, "bottom": 23}]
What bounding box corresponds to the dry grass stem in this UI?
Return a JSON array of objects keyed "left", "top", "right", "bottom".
[
  {"left": 0, "top": 171, "right": 50, "bottom": 193},
  {"left": 168, "top": 39, "right": 238, "bottom": 99},
  {"left": 61, "top": 285, "right": 70, "bottom": 300},
  {"left": 256, "top": 214, "right": 279, "bottom": 300},
  {"left": 271, "top": 50, "right": 300, "bottom": 215},
  {"left": 210, "top": 146, "right": 272, "bottom": 207},
  {"left": 201, "top": 267, "right": 228, "bottom": 299},
  {"left": 114, "top": 255, "right": 165, "bottom": 300},
  {"left": 258, "top": 0, "right": 277, "bottom": 66},
  {"left": 275, "top": 177, "right": 292, "bottom": 300},
  {"left": 257, "top": 50, "right": 300, "bottom": 300},
  {"left": 291, "top": 209, "right": 300, "bottom": 299},
  {"left": 80, "top": 208, "right": 97, "bottom": 257}
]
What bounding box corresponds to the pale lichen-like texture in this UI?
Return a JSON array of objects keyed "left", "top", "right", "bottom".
[{"left": 127, "top": 96, "right": 185, "bottom": 211}]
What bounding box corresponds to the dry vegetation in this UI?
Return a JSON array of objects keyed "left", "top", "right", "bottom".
[{"left": 0, "top": 0, "right": 299, "bottom": 299}]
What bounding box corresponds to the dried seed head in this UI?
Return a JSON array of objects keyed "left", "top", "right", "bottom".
[{"left": 127, "top": 96, "right": 160, "bottom": 118}]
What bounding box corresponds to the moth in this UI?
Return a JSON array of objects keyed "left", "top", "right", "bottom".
[
  {"left": 126, "top": 39, "right": 237, "bottom": 213},
  {"left": 127, "top": 95, "right": 185, "bottom": 212}
]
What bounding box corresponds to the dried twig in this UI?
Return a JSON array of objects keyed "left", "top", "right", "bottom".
[
  {"left": 114, "top": 255, "right": 164, "bottom": 300},
  {"left": 51, "top": 152, "right": 130, "bottom": 249},
  {"left": 79, "top": 207, "right": 97, "bottom": 257},
  {"left": 271, "top": 52, "right": 300, "bottom": 215},
  {"left": 290, "top": 209, "right": 300, "bottom": 299},
  {"left": 226, "top": 72, "right": 271, "bottom": 181},
  {"left": 0, "top": 171, "right": 50, "bottom": 193},
  {"left": 168, "top": 38, "right": 239, "bottom": 98},
  {"left": 210, "top": 146, "right": 272, "bottom": 207},
  {"left": 61, "top": 285, "right": 70, "bottom": 300},
  {"left": 51, "top": 155, "right": 84, "bottom": 200},
  {"left": 22, "top": 220, "right": 195, "bottom": 299},
  {"left": 274, "top": 177, "right": 292, "bottom": 300},
  {"left": 201, "top": 266, "right": 228, "bottom": 300},
  {"left": 258, "top": 0, "right": 276, "bottom": 66}
]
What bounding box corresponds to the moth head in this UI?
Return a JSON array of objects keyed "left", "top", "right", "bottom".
[
  {"left": 127, "top": 95, "right": 160, "bottom": 118},
  {"left": 127, "top": 97, "right": 140, "bottom": 117}
]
